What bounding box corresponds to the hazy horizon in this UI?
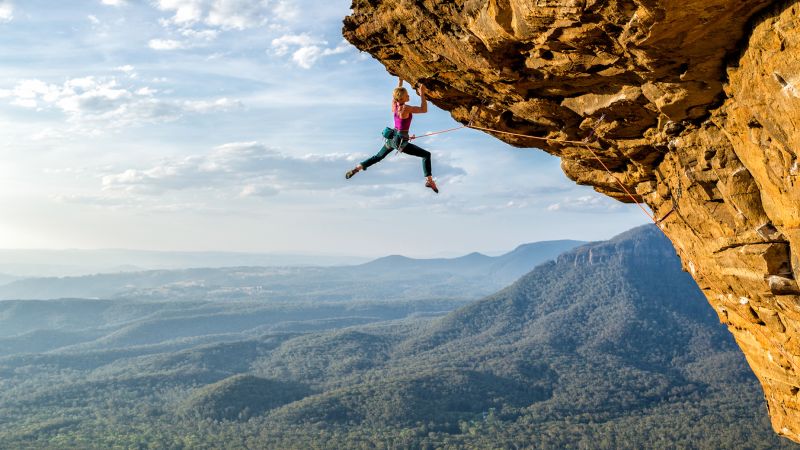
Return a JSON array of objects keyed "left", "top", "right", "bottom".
[
  {"left": 0, "top": 234, "right": 592, "bottom": 278},
  {"left": 0, "top": 234, "right": 589, "bottom": 258}
]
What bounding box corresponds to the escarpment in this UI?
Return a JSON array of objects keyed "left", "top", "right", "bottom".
[{"left": 343, "top": 0, "right": 800, "bottom": 442}]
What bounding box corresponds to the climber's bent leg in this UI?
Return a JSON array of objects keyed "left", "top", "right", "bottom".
[{"left": 400, "top": 143, "right": 432, "bottom": 177}]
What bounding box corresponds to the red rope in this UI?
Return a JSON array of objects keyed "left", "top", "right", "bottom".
[
  {"left": 408, "top": 125, "right": 469, "bottom": 140},
  {"left": 580, "top": 145, "right": 657, "bottom": 223},
  {"left": 466, "top": 125, "right": 593, "bottom": 146}
]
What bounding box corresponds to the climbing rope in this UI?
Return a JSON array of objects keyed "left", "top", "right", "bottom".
[
  {"left": 410, "top": 124, "right": 470, "bottom": 140},
  {"left": 410, "top": 117, "right": 664, "bottom": 225}
]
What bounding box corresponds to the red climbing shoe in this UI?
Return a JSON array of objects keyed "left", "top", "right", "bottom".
[
  {"left": 425, "top": 178, "right": 439, "bottom": 194},
  {"left": 345, "top": 168, "right": 359, "bottom": 179}
]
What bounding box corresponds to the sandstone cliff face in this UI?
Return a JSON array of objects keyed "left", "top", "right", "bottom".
[{"left": 344, "top": 0, "right": 800, "bottom": 441}]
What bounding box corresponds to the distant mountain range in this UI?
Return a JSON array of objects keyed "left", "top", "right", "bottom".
[
  {"left": 0, "top": 241, "right": 585, "bottom": 280},
  {"left": 0, "top": 273, "right": 20, "bottom": 285},
  {"left": 0, "top": 239, "right": 584, "bottom": 301},
  {"left": 358, "top": 239, "right": 585, "bottom": 286},
  {"left": 0, "top": 249, "right": 373, "bottom": 278}
]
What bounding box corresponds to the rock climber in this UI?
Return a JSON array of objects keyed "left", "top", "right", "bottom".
[{"left": 345, "top": 77, "right": 438, "bottom": 193}]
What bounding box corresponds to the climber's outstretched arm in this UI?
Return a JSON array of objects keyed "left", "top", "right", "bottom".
[{"left": 403, "top": 84, "right": 428, "bottom": 114}]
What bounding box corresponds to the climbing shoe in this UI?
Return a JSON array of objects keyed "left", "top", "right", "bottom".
[
  {"left": 425, "top": 179, "right": 439, "bottom": 194},
  {"left": 345, "top": 168, "right": 359, "bottom": 179}
]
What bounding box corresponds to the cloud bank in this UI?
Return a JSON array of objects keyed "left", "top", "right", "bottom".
[
  {"left": 0, "top": 75, "right": 240, "bottom": 130},
  {"left": 155, "top": 0, "right": 271, "bottom": 30},
  {"left": 101, "top": 142, "right": 466, "bottom": 199},
  {"left": 271, "top": 34, "right": 351, "bottom": 69}
]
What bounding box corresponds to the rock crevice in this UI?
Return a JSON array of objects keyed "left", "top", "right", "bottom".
[{"left": 345, "top": 0, "right": 800, "bottom": 441}]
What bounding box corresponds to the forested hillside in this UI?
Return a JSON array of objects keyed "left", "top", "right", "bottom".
[{"left": 0, "top": 226, "right": 793, "bottom": 449}]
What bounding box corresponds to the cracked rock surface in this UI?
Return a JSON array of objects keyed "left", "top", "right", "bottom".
[{"left": 344, "top": 0, "right": 800, "bottom": 442}]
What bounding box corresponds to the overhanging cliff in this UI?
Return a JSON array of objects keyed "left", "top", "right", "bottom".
[{"left": 343, "top": 0, "right": 800, "bottom": 442}]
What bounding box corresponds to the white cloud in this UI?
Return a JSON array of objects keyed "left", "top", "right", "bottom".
[
  {"left": 147, "top": 29, "right": 217, "bottom": 50},
  {"left": 271, "top": 33, "right": 315, "bottom": 55},
  {"left": 239, "top": 184, "right": 278, "bottom": 198},
  {"left": 101, "top": 142, "right": 289, "bottom": 195},
  {"left": 101, "top": 0, "right": 126, "bottom": 5},
  {"left": 149, "top": 25, "right": 219, "bottom": 51},
  {"left": 30, "top": 127, "right": 70, "bottom": 141},
  {"left": 273, "top": 0, "right": 297, "bottom": 21},
  {"left": 180, "top": 27, "right": 219, "bottom": 41},
  {"left": 12, "top": 98, "right": 38, "bottom": 108},
  {"left": 9, "top": 79, "right": 58, "bottom": 107},
  {"left": 149, "top": 39, "right": 187, "bottom": 51},
  {"left": 183, "top": 97, "right": 241, "bottom": 112},
  {"left": 547, "top": 195, "right": 623, "bottom": 213},
  {"left": 271, "top": 34, "right": 352, "bottom": 69},
  {"left": 88, "top": 15, "right": 101, "bottom": 25},
  {"left": 1, "top": 76, "right": 239, "bottom": 130},
  {"left": 0, "top": 1, "right": 13, "bottom": 22},
  {"left": 148, "top": 1, "right": 323, "bottom": 55},
  {"left": 156, "top": 0, "right": 271, "bottom": 30},
  {"left": 115, "top": 65, "right": 138, "bottom": 79},
  {"left": 53, "top": 78, "right": 132, "bottom": 114}
]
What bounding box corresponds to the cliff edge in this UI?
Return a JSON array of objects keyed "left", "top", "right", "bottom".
[{"left": 343, "top": 0, "right": 800, "bottom": 442}]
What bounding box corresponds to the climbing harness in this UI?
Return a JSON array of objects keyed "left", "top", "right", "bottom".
[
  {"left": 408, "top": 114, "right": 676, "bottom": 226},
  {"left": 382, "top": 127, "right": 409, "bottom": 152}
]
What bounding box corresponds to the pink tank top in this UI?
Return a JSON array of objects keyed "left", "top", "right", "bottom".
[{"left": 394, "top": 103, "right": 412, "bottom": 131}]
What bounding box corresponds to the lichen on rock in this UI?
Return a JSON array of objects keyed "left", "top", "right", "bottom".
[{"left": 344, "top": 0, "right": 800, "bottom": 442}]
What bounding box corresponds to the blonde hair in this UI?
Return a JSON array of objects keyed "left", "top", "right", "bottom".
[{"left": 392, "top": 87, "right": 408, "bottom": 103}]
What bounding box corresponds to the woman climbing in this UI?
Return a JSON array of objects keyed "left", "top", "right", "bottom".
[{"left": 345, "top": 78, "right": 438, "bottom": 193}]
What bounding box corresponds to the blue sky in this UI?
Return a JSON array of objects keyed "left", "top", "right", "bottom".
[{"left": 0, "top": 0, "right": 647, "bottom": 257}]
